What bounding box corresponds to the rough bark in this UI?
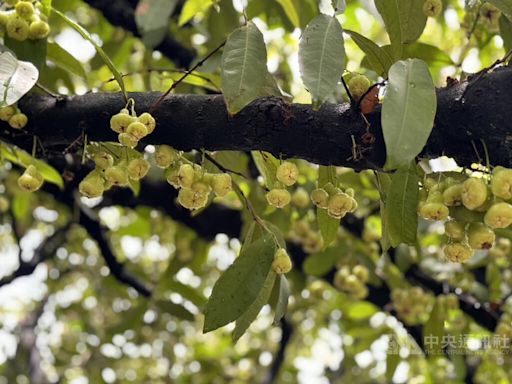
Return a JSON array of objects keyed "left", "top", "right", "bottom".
[{"left": 2, "top": 65, "right": 511, "bottom": 170}]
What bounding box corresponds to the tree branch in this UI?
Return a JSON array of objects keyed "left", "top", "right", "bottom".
[
  {"left": 82, "top": 0, "right": 195, "bottom": 68},
  {"left": 4, "top": 65, "right": 512, "bottom": 170}
]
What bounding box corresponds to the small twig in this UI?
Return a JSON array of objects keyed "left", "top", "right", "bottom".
[
  {"left": 202, "top": 151, "right": 248, "bottom": 180},
  {"left": 35, "top": 83, "right": 63, "bottom": 100},
  {"left": 149, "top": 41, "right": 226, "bottom": 113},
  {"left": 340, "top": 76, "right": 354, "bottom": 105}
]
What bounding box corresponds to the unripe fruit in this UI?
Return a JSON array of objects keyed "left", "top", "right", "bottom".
[
  {"left": 165, "top": 167, "right": 180, "bottom": 188},
  {"left": 211, "top": 173, "right": 232, "bottom": 197},
  {"left": 327, "top": 193, "right": 354, "bottom": 219},
  {"left": 491, "top": 168, "right": 512, "bottom": 199},
  {"left": 155, "top": 145, "right": 178, "bottom": 168},
  {"left": 137, "top": 112, "right": 156, "bottom": 134},
  {"left": 127, "top": 158, "right": 150, "bottom": 180},
  {"left": 0, "top": 106, "right": 16, "bottom": 121},
  {"left": 348, "top": 74, "right": 371, "bottom": 99},
  {"left": 272, "top": 248, "right": 292, "bottom": 274},
  {"left": 6, "top": 16, "right": 29, "bottom": 41},
  {"left": 480, "top": 3, "right": 501, "bottom": 23},
  {"left": 0, "top": 196, "right": 9, "bottom": 213},
  {"left": 79, "top": 174, "right": 105, "bottom": 198},
  {"left": 353, "top": 265, "right": 369, "bottom": 283},
  {"left": 311, "top": 188, "right": 329, "bottom": 208},
  {"left": 126, "top": 121, "right": 148, "bottom": 140},
  {"left": 484, "top": 202, "right": 512, "bottom": 229},
  {"left": 444, "top": 242, "right": 473, "bottom": 263},
  {"left": 8, "top": 113, "right": 28, "bottom": 129},
  {"left": 423, "top": 0, "right": 442, "bottom": 17},
  {"left": 178, "top": 188, "right": 208, "bottom": 210},
  {"left": 15, "top": 1, "right": 34, "bottom": 18},
  {"left": 191, "top": 181, "right": 211, "bottom": 194},
  {"left": 177, "top": 164, "right": 195, "bottom": 188},
  {"left": 276, "top": 161, "right": 299, "bottom": 186},
  {"left": 443, "top": 184, "right": 464, "bottom": 206},
  {"left": 420, "top": 202, "right": 449, "bottom": 221},
  {"left": 266, "top": 188, "right": 291, "bottom": 208},
  {"left": 18, "top": 165, "right": 43, "bottom": 192},
  {"left": 291, "top": 187, "right": 310, "bottom": 208},
  {"left": 461, "top": 178, "right": 488, "bottom": 210},
  {"left": 118, "top": 133, "right": 138, "bottom": 148},
  {"left": 110, "top": 113, "right": 136, "bottom": 133},
  {"left": 6, "top": 0, "right": 19, "bottom": 6},
  {"left": 444, "top": 220, "right": 466, "bottom": 241},
  {"left": 93, "top": 152, "right": 114, "bottom": 170},
  {"left": 467, "top": 223, "right": 495, "bottom": 250},
  {"left": 104, "top": 166, "right": 129, "bottom": 187},
  {"left": 0, "top": 13, "right": 9, "bottom": 27}
]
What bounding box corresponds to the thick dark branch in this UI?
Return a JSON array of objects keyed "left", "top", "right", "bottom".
[
  {"left": 4, "top": 65, "right": 512, "bottom": 170},
  {"left": 78, "top": 204, "right": 152, "bottom": 297},
  {"left": 82, "top": 0, "right": 195, "bottom": 68}
]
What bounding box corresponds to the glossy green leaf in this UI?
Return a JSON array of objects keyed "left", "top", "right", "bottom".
[
  {"left": 4, "top": 36, "right": 47, "bottom": 70},
  {"left": 382, "top": 59, "right": 436, "bottom": 170},
  {"left": 272, "top": 275, "right": 289, "bottom": 324},
  {"left": 346, "top": 302, "right": 378, "bottom": 320},
  {"left": 47, "top": 42, "right": 86, "bottom": 78},
  {"left": 299, "top": 14, "right": 346, "bottom": 106},
  {"left": 203, "top": 233, "right": 276, "bottom": 333},
  {"left": 276, "top": 0, "right": 300, "bottom": 27},
  {"left": 53, "top": 9, "right": 127, "bottom": 99},
  {"left": 423, "top": 299, "right": 445, "bottom": 355},
  {"left": 232, "top": 270, "right": 277, "bottom": 342},
  {"left": 155, "top": 300, "right": 195, "bottom": 321},
  {"left": 374, "top": 0, "right": 427, "bottom": 58},
  {"left": 251, "top": 151, "right": 280, "bottom": 189},
  {"left": 488, "top": 0, "right": 512, "bottom": 21},
  {"left": 386, "top": 162, "right": 419, "bottom": 247},
  {"left": 0, "top": 142, "right": 64, "bottom": 189},
  {"left": 221, "top": 22, "right": 269, "bottom": 114},
  {"left": 135, "top": 0, "right": 178, "bottom": 47},
  {"left": 0, "top": 51, "right": 38, "bottom": 107},
  {"left": 345, "top": 29, "right": 393, "bottom": 76},
  {"left": 179, "top": 0, "right": 215, "bottom": 26}
]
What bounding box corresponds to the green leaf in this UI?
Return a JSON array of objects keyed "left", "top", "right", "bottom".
[
  {"left": 318, "top": 165, "right": 337, "bottom": 187},
  {"left": 423, "top": 299, "right": 445, "bottom": 355},
  {"left": 52, "top": 9, "right": 127, "bottom": 99},
  {"left": 303, "top": 246, "right": 346, "bottom": 276},
  {"left": 345, "top": 29, "right": 393, "bottom": 77},
  {"left": 345, "top": 302, "right": 378, "bottom": 320},
  {"left": 299, "top": 14, "right": 346, "bottom": 106},
  {"left": 4, "top": 36, "right": 47, "bottom": 70},
  {"left": 12, "top": 192, "right": 33, "bottom": 222},
  {"left": 500, "top": 14, "right": 512, "bottom": 51},
  {"left": 135, "top": 0, "right": 178, "bottom": 47},
  {"left": 272, "top": 275, "right": 289, "bottom": 324},
  {"left": 386, "top": 162, "right": 419, "bottom": 247},
  {"left": 47, "top": 42, "right": 86, "bottom": 78},
  {"left": 374, "top": 0, "right": 427, "bottom": 58},
  {"left": 155, "top": 300, "right": 195, "bottom": 321},
  {"left": 488, "top": 0, "right": 512, "bottom": 21},
  {"left": 251, "top": 151, "right": 280, "bottom": 189},
  {"left": 332, "top": 0, "right": 346, "bottom": 14},
  {"left": 386, "top": 349, "right": 400, "bottom": 382},
  {"left": 0, "top": 51, "right": 38, "bottom": 107},
  {"left": 203, "top": 233, "right": 276, "bottom": 333},
  {"left": 0, "top": 142, "right": 64, "bottom": 189},
  {"left": 221, "top": 22, "right": 269, "bottom": 115},
  {"left": 317, "top": 209, "right": 340, "bottom": 248},
  {"left": 382, "top": 59, "right": 436, "bottom": 170},
  {"left": 276, "top": 0, "right": 300, "bottom": 27},
  {"left": 232, "top": 270, "right": 277, "bottom": 342},
  {"left": 179, "top": 0, "right": 215, "bottom": 26},
  {"left": 40, "top": 0, "right": 52, "bottom": 17}
]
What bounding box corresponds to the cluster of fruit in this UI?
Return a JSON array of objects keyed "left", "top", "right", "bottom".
[
  {"left": 391, "top": 286, "right": 435, "bottom": 325},
  {"left": 110, "top": 107, "right": 156, "bottom": 148},
  {"left": 265, "top": 162, "right": 299, "bottom": 208},
  {"left": 334, "top": 264, "right": 369, "bottom": 299},
  {"left": 79, "top": 150, "right": 151, "bottom": 198},
  {"left": 288, "top": 219, "right": 324, "bottom": 253},
  {"left": 272, "top": 248, "right": 292, "bottom": 274},
  {"left": 311, "top": 183, "right": 358, "bottom": 219},
  {"left": 0, "top": 104, "right": 28, "bottom": 129},
  {"left": 163, "top": 148, "right": 233, "bottom": 211},
  {"left": 419, "top": 168, "right": 512, "bottom": 262},
  {"left": 0, "top": 0, "right": 50, "bottom": 41}
]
